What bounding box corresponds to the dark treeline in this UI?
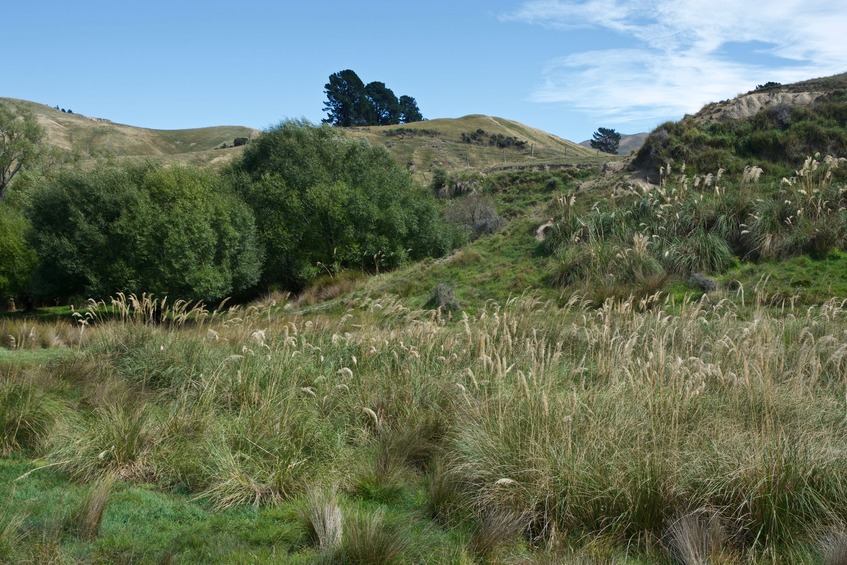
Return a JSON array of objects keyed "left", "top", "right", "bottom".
[{"left": 323, "top": 69, "right": 423, "bottom": 127}]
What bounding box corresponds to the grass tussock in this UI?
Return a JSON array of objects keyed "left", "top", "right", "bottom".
[{"left": 64, "top": 472, "right": 117, "bottom": 540}]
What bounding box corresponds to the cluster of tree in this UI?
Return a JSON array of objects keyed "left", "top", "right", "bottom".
[
  {"left": 0, "top": 107, "right": 456, "bottom": 306},
  {"left": 323, "top": 69, "right": 423, "bottom": 127},
  {"left": 53, "top": 106, "right": 74, "bottom": 114},
  {"left": 590, "top": 127, "right": 621, "bottom": 154}
]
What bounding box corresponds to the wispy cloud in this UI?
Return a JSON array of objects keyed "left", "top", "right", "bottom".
[{"left": 504, "top": 1, "right": 847, "bottom": 126}]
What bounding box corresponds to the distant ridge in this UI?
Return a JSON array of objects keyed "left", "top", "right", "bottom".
[
  {"left": 1, "top": 97, "right": 260, "bottom": 167},
  {"left": 2, "top": 98, "right": 608, "bottom": 174}
]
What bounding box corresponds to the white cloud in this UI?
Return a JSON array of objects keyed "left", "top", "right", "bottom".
[{"left": 504, "top": 0, "right": 847, "bottom": 126}]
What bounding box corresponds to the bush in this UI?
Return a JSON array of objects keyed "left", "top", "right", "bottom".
[
  {"left": 444, "top": 194, "right": 506, "bottom": 240},
  {"left": 0, "top": 205, "right": 36, "bottom": 301},
  {"left": 27, "top": 163, "right": 262, "bottom": 302},
  {"left": 233, "top": 120, "right": 452, "bottom": 290}
]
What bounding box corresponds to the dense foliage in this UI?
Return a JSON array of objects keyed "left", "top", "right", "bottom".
[
  {"left": 0, "top": 205, "right": 36, "bottom": 301},
  {"left": 323, "top": 69, "right": 423, "bottom": 126},
  {"left": 0, "top": 102, "right": 45, "bottom": 201},
  {"left": 27, "top": 163, "right": 262, "bottom": 303},
  {"left": 232, "top": 120, "right": 454, "bottom": 290}
]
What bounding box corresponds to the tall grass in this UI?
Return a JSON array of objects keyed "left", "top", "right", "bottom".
[
  {"left": 8, "top": 289, "right": 847, "bottom": 561},
  {"left": 545, "top": 155, "right": 847, "bottom": 299}
]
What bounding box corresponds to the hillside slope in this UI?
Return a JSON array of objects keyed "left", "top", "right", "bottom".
[
  {"left": 632, "top": 72, "right": 847, "bottom": 178},
  {"left": 346, "top": 114, "right": 601, "bottom": 183},
  {"left": 1, "top": 97, "right": 260, "bottom": 167}
]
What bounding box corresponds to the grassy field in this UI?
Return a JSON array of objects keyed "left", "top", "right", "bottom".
[{"left": 3, "top": 289, "right": 847, "bottom": 563}]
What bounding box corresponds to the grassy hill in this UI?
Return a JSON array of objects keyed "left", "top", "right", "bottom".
[
  {"left": 6, "top": 77, "right": 847, "bottom": 564},
  {"left": 6, "top": 97, "right": 606, "bottom": 177},
  {"left": 346, "top": 114, "right": 602, "bottom": 184},
  {"left": 2, "top": 97, "right": 260, "bottom": 168}
]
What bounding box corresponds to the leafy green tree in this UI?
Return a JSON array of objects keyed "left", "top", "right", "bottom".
[
  {"left": 0, "top": 205, "right": 36, "bottom": 301},
  {"left": 398, "top": 95, "right": 423, "bottom": 123},
  {"left": 365, "top": 81, "right": 400, "bottom": 125},
  {"left": 323, "top": 69, "right": 374, "bottom": 127},
  {"left": 27, "top": 163, "right": 262, "bottom": 302},
  {"left": 590, "top": 127, "right": 621, "bottom": 154},
  {"left": 232, "top": 120, "right": 452, "bottom": 290},
  {"left": 0, "top": 102, "right": 45, "bottom": 201}
]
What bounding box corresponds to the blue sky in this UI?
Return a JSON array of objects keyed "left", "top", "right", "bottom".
[{"left": 8, "top": 1, "right": 847, "bottom": 141}]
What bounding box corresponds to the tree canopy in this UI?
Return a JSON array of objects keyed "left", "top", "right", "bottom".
[
  {"left": 27, "top": 163, "right": 262, "bottom": 302},
  {"left": 323, "top": 70, "right": 423, "bottom": 126},
  {"left": 232, "top": 120, "right": 452, "bottom": 290},
  {"left": 0, "top": 102, "right": 45, "bottom": 201},
  {"left": 365, "top": 81, "right": 400, "bottom": 126},
  {"left": 590, "top": 127, "right": 621, "bottom": 154}
]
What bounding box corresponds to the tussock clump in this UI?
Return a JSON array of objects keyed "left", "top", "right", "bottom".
[
  {"left": 665, "top": 508, "right": 733, "bottom": 565},
  {"left": 64, "top": 473, "right": 117, "bottom": 541},
  {"left": 297, "top": 487, "right": 343, "bottom": 553}
]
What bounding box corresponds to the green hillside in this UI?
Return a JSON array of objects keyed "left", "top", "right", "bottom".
[{"left": 6, "top": 76, "right": 847, "bottom": 564}]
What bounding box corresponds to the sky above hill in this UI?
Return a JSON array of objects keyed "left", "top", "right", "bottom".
[{"left": 8, "top": 1, "right": 847, "bottom": 142}]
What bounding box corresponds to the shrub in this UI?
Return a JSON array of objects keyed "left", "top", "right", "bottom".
[
  {"left": 28, "top": 163, "right": 262, "bottom": 303},
  {"left": 444, "top": 194, "right": 506, "bottom": 240},
  {"left": 0, "top": 205, "right": 36, "bottom": 301},
  {"left": 233, "top": 121, "right": 453, "bottom": 291}
]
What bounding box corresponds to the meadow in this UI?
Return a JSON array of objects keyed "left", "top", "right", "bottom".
[{"left": 3, "top": 289, "right": 847, "bottom": 563}]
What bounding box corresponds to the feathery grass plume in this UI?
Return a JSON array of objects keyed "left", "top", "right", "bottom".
[
  {"left": 742, "top": 165, "right": 763, "bottom": 184},
  {"left": 64, "top": 473, "right": 117, "bottom": 541},
  {"left": 336, "top": 510, "right": 408, "bottom": 565},
  {"left": 296, "top": 486, "right": 343, "bottom": 553}
]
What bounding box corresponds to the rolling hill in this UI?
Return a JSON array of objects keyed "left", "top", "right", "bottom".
[
  {"left": 1, "top": 97, "right": 260, "bottom": 168},
  {"left": 4, "top": 98, "right": 609, "bottom": 178},
  {"left": 347, "top": 114, "right": 600, "bottom": 183}
]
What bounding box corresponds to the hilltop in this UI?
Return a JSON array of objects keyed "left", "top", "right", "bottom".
[
  {"left": 1, "top": 97, "right": 260, "bottom": 167},
  {"left": 343, "top": 114, "right": 601, "bottom": 183},
  {"left": 4, "top": 98, "right": 606, "bottom": 178}
]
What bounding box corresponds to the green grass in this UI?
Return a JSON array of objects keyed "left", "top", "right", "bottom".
[{"left": 723, "top": 250, "right": 847, "bottom": 303}]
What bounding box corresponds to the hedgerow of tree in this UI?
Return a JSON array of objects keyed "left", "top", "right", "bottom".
[{"left": 460, "top": 129, "right": 527, "bottom": 149}]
